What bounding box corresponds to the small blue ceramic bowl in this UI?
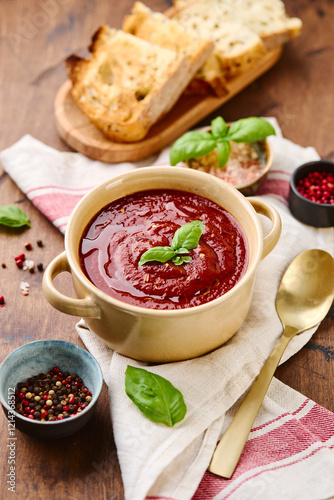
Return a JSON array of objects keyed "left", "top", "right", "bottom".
[{"left": 0, "top": 340, "right": 103, "bottom": 439}]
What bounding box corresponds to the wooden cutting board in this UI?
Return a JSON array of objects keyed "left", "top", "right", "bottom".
[{"left": 54, "top": 46, "right": 282, "bottom": 163}]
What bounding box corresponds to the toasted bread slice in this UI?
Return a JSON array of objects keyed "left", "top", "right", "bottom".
[
  {"left": 123, "top": 2, "right": 218, "bottom": 96},
  {"left": 66, "top": 27, "right": 206, "bottom": 142},
  {"left": 226, "top": 0, "right": 302, "bottom": 50},
  {"left": 173, "top": 0, "right": 302, "bottom": 51},
  {"left": 171, "top": 0, "right": 266, "bottom": 84},
  {"left": 123, "top": 2, "right": 213, "bottom": 67}
]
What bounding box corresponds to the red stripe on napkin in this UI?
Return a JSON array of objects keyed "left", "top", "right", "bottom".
[
  {"left": 32, "top": 192, "right": 84, "bottom": 224},
  {"left": 251, "top": 398, "right": 309, "bottom": 432},
  {"left": 26, "top": 184, "right": 94, "bottom": 195},
  {"left": 257, "top": 177, "right": 290, "bottom": 199},
  {"left": 192, "top": 400, "right": 334, "bottom": 500},
  {"left": 299, "top": 404, "right": 334, "bottom": 441}
]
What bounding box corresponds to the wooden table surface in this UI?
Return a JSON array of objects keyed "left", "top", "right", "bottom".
[{"left": 0, "top": 0, "right": 333, "bottom": 498}]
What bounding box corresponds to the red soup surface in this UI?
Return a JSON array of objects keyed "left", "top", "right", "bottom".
[{"left": 79, "top": 189, "right": 248, "bottom": 310}]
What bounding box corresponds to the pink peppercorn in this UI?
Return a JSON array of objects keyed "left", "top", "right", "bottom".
[
  {"left": 15, "top": 253, "right": 25, "bottom": 262},
  {"left": 296, "top": 171, "right": 334, "bottom": 204}
]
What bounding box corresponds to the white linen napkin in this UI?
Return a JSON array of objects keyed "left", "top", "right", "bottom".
[{"left": 1, "top": 119, "right": 334, "bottom": 500}]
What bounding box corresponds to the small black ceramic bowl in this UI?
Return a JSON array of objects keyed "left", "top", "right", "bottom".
[
  {"left": 289, "top": 160, "right": 334, "bottom": 227},
  {"left": 0, "top": 340, "right": 103, "bottom": 439}
]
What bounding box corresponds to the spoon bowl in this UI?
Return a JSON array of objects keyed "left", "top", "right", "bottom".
[
  {"left": 276, "top": 249, "right": 334, "bottom": 332},
  {"left": 209, "top": 249, "right": 334, "bottom": 478}
]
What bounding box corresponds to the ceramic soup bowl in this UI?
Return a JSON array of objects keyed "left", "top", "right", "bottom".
[{"left": 43, "top": 167, "right": 281, "bottom": 362}]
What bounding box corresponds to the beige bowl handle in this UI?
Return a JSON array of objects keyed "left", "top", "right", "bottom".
[
  {"left": 43, "top": 251, "right": 101, "bottom": 318},
  {"left": 248, "top": 197, "right": 282, "bottom": 260}
]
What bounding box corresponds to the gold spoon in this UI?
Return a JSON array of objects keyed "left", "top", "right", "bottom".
[{"left": 209, "top": 249, "right": 334, "bottom": 479}]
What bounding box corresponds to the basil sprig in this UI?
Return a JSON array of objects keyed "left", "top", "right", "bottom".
[
  {"left": 138, "top": 220, "right": 203, "bottom": 266},
  {"left": 125, "top": 366, "right": 187, "bottom": 427},
  {"left": 170, "top": 116, "right": 275, "bottom": 168},
  {"left": 0, "top": 205, "right": 31, "bottom": 228}
]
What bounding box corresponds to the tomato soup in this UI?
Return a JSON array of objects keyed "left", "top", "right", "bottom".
[{"left": 79, "top": 190, "right": 248, "bottom": 310}]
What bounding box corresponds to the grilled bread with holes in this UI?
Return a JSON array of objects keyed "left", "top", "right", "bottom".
[
  {"left": 172, "top": 0, "right": 302, "bottom": 51},
  {"left": 170, "top": 0, "right": 266, "bottom": 94},
  {"left": 122, "top": 2, "right": 213, "bottom": 67},
  {"left": 66, "top": 27, "right": 212, "bottom": 142},
  {"left": 123, "top": 1, "right": 217, "bottom": 95}
]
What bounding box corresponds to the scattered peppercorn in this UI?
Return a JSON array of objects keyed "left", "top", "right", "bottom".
[
  {"left": 2, "top": 263, "right": 6, "bottom": 268},
  {"left": 20, "top": 281, "right": 30, "bottom": 296},
  {"left": 296, "top": 171, "right": 334, "bottom": 204},
  {"left": 16, "top": 253, "right": 25, "bottom": 261},
  {"left": 24, "top": 242, "right": 33, "bottom": 251},
  {"left": 37, "top": 240, "right": 44, "bottom": 247},
  {"left": 15, "top": 367, "right": 92, "bottom": 421},
  {"left": 37, "top": 263, "right": 44, "bottom": 272},
  {"left": 0, "top": 296, "right": 4, "bottom": 307}
]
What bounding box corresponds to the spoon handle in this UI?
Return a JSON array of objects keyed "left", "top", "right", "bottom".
[{"left": 209, "top": 325, "right": 298, "bottom": 479}]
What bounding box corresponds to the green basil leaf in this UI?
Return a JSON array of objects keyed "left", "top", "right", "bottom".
[
  {"left": 0, "top": 205, "right": 31, "bottom": 228},
  {"left": 138, "top": 221, "right": 204, "bottom": 267},
  {"left": 216, "top": 140, "right": 231, "bottom": 168},
  {"left": 181, "top": 255, "right": 192, "bottom": 263},
  {"left": 226, "top": 117, "right": 276, "bottom": 143},
  {"left": 139, "top": 246, "right": 175, "bottom": 266},
  {"left": 175, "top": 247, "right": 189, "bottom": 255},
  {"left": 125, "top": 366, "right": 187, "bottom": 427},
  {"left": 211, "top": 116, "right": 228, "bottom": 139},
  {"left": 171, "top": 220, "right": 203, "bottom": 251},
  {"left": 172, "top": 255, "right": 183, "bottom": 265},
  {"left": 170, "top": 131, "right": 217, "bottom": 165}
]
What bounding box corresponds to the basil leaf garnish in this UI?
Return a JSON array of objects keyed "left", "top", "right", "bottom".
[
  {"left": 0, "top": 205, "right": 31, "bottom": 228},
  {"left": 211, "top": 116, "right": 228, "bottom": 139},
  {"left": 171, "top": 220, "right": 203, "bottom": 251},
  {"left": 169, "top": 116, "right": 275, "bottom": 169},
  {"left": 169, "top": 131, "right": 217, "bottom": 166},
  {"left": 138, "top": 220, "right": 203, "bottom": 266},
  {"left": 175, "top": 247, "right": 189, "bottom": 254},
  {"left": 226, "top": 117, "right": 276, "bottom": 143},
  {"left": 138, "top": 246, "right": 175, "bottom": 266},
  {"left": 172, "top": 255, "right": 193, "bottom": 266},
  {"left": 216, "top": 140, "right": 231, "bottom": 168},
  {"left": 172, "top": 255, "right": 183, "bottom": 266},
  {"left": 125, "top": 366, "right": 187, "bottom": 427}
]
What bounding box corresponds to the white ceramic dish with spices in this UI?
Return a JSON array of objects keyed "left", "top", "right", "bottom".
[
  {"left": 42, "top": 167, "right": 281, "bottom": 363},
  {"left": 170, "top": 117, "right": 276, "bottom": 196},
  {"left": 185, "top": 139, "right": 273, "bottom": 196},
  {"left": 0, "top": 340, "right": 103, "bottom": 439}
]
